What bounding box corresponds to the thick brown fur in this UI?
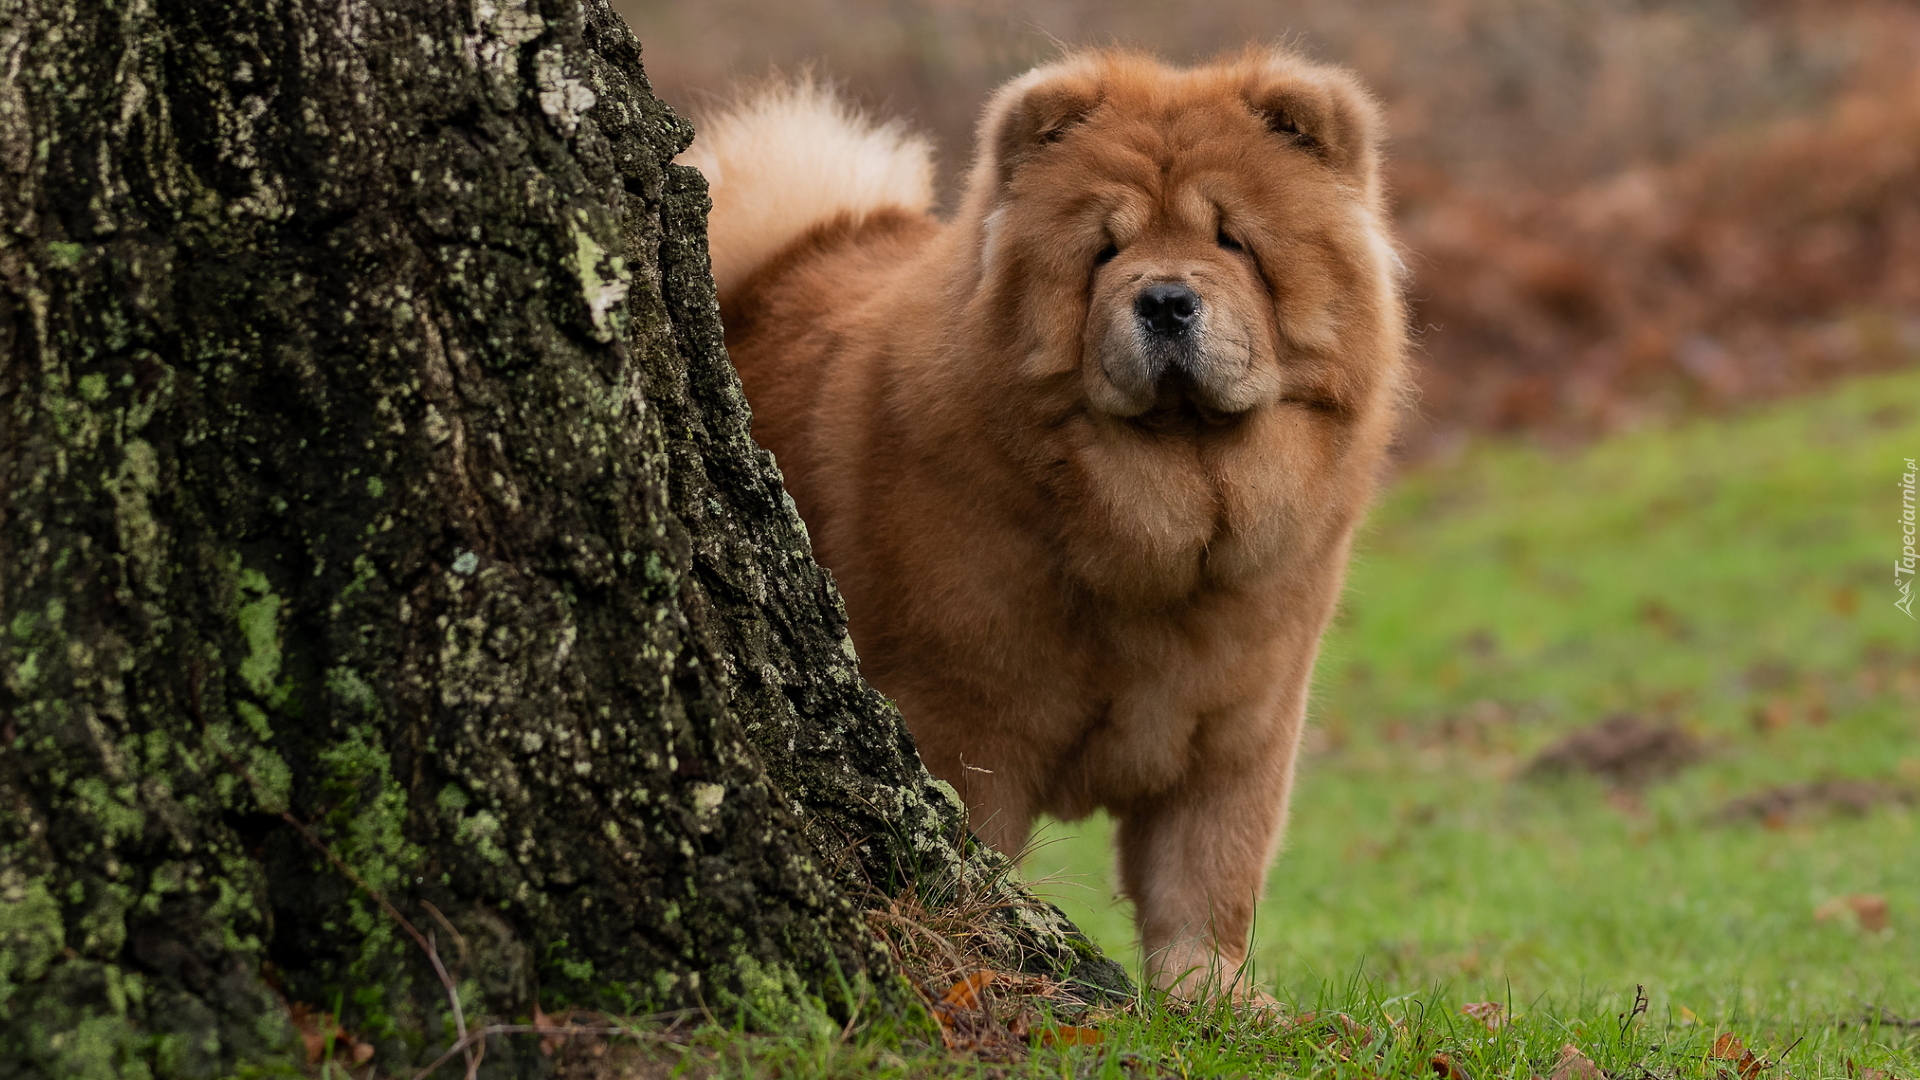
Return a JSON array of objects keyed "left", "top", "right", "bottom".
[{"left": 686, "top": 49, "right": 1409, "bottom": 995}]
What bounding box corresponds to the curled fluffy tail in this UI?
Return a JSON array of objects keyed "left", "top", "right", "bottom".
[{"left": 678, "top": 77, "right": 936, "bottom": 303}]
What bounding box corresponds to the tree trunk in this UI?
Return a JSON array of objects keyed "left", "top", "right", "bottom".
[{"left": 0, "top": 0, "right": 1126, "bottom": 1075}]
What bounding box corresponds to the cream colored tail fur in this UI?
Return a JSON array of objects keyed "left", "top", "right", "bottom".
[{"left": 677, "top": 78, "right": 935, "bottom": 302}]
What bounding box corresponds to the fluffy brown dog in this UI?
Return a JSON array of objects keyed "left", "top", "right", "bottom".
[{"left": 682, "top": 49, "right": 1408, "bottom": 994}]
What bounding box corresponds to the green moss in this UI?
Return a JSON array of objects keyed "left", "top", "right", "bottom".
[
  {"left": 76, "top": 373, "right": 109, "bottom": 402},
  {"left": 313, "top": 748, "right": 423, "bottom": 984},
  {"left": 0, "top": 870, "right": 65, "bottom": 1008},
  {"left": 715, "top": 952, "right": 836, "bottom": 1039},
  {"left": 332, "top": 555, "right": 378, "bottom": 616},
  {"left": 241, "top": 743, "right": 293, "bottom": 815},
  {"left": 108, "top": 440, "right": 164, "bottom": 594},
  {"left": 233, "top": 569, "right": 285, "bottom": 702},
  {"left": 17, "top": 645, "right": 44, "bottom": 684},
  {"left": 46, "top": 240, "right": 84, "bottom": 268},
  {"left": 450, "top": 807, "right": 508, "bottom": 866},
  {"left": 73, "top": 881, "right": 132, "bottom": 958},
  {"left": 69, "top": 777, "right": 144, "bottom": 844},
  {"left": 324, "top": 666, "right": 379, "bottom": 717},
  {"left": 233, "top": 701, "right": 273, "bottom": 741},
  {"left": 316, "top": 725, "right": 422, "bottom": 896},
  {"left": 42, "top": 1013, "right": 153, "bottom": 1080}
]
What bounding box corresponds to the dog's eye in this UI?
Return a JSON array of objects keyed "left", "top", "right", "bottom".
[
  {"left": 1094, "top": 244, "right": 1119, "bottom": 266},
  {"left": 1217, "top": 231, "right": 1244, "bottom": 253}
]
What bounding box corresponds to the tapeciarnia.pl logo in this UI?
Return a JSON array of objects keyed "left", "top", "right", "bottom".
[{"left": 1900, "top": 456, "right": 1917, "bottom": 620}]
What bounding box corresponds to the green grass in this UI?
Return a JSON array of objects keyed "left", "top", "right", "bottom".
[{"left": 578, "top": 373, "right": 1920, "bottom": 1077}]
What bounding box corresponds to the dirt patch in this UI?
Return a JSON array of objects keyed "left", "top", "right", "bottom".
[
  {"left": 1715, "top": 779, "right": 1915, "bottom": 826},
  {"left": 1522, "top": 714, "right": 1705, "bottom": 789}
]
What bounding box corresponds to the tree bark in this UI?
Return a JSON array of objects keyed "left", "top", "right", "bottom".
[{"left": 0, "top": 0, "right": 1126, "bottom": 1075}]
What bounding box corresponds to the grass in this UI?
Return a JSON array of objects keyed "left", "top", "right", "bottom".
[{"left": 556, "top": 371, "right": 1920, "bottom": 1076}]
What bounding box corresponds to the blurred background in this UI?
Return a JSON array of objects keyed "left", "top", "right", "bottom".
[
  {"left": 623, "top": 0, "right": 1920, "bottom": 1024},
  {"left": 623, "top": 0, "right": 1920, "bottom": 459}
]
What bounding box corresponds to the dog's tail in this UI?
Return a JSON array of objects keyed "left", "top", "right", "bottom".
[{"left": 678, "top": 76, "right": 935, "bottom": 304}]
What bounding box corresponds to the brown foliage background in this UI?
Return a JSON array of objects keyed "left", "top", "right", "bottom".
[{"left": 622, "top": 0, "right": 1920, "bottom": 455}]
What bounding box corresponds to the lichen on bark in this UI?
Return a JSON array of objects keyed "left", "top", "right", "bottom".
[{"left": 0, "top": 0, "right": 1125, "bottom": 1075}]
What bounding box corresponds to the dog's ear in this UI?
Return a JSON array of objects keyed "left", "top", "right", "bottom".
[
  {"left": 1245, "top": 61, "right": 1382, "bottom": 190},
  {"left": 979, "top": 61, "right": 1105, "bottom": 190}
]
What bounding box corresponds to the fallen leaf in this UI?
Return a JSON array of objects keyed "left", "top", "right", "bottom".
[
  {"left": 1849, "top": 895, "right": 1891, "bottom": 932},
  {"left": 940, "top": 969, "right": 997, "bottom": 1012},
  {"left": 1751, "top": 698, "right": 1793, "bottom": 733},
  {"left": 930, "top": 970, "right": 1022, "bottom": 1061},
  {"left": 1032, "top": 1025, "right": 1103, "bottom": 1048},
  {"left": 1433, "top": 1052, "right": 1472, "bottom": 1080},
  {"left": 1314, "top": 1013, "right": 1375, "bottom": 1060},
  {"left": 1551, "top": 1043, "right": 1606, "bottom": 1080},
  {"left": 1817, "top": 895, "right": 1892, "bottom": 932},
  {"left": 1335, "top": 1013, "right": 1375, "bottom": 1044},
  {"left": 286, "top": 1001, "right": 373, "bottom": 1068},
  {"left": 1711, "top": 1032, "right": 1768, "bottom": 1080},
  {"left": 1679, "top": 1006, "right": 1699, "bottom": 1025},
  {"left": 1845, "top": 1058, "right": 1897, "bottom": 1080},
  {"left": 1462, "top": 1001, "right": 1507, "bottom": 1032},
  {"left": 534, "top": 1001, "right": 584, "bottom": 1057}
]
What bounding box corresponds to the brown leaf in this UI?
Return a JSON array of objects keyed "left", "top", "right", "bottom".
[
  {"left": 1551, "top": 1043, "right": 1606, "bottom": 1080},
  {"left": 930, "top": 970, "right": 1023, "bottom": 1061},
  {"left": 939, "top": 969, "right": 997, "bottom": 1013},
  {"left": 1306, "top": 1012, "right": 1375, "bottom": 1059},
  {"left": 1816, "top": 895, "right": 1892, "bottom": 932},
  {"left": 1751, "top": 698, "right": 1793, "bottom": 733},
  {"left": 1849, "top": 895, "right": 1891, "bottom": 933},
  {"left": 286, "top": 1001, "right": 372, "bottom": 1068},
  {"left": 1462, "top": 1001, "right": 1507, "bottom": 1032},
  {"left": 1433, "top": 1052, "right": 1472, "bottom": 1080},
  {"left": 288, "top": 1001, "right": 327, "bottom": 1066},
  {"left": 1711, "top": 1032, "right": 1767, "bottom": 1080},
  {"left": 534, "top": 1001, "right": 585, "bottom": 1058},
  {"left": 1033, "top": 1025, "right": 1103, "bottom": 1048},
  {"left": 1845, "top": 1057, "right": 1896, "bottom": 1080}
]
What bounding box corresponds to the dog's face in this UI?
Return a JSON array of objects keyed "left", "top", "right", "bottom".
[{"left": 967, "top": 50, "right": 1402, "bottom": 438}]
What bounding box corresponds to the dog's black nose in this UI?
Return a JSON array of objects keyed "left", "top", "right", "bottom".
[{"left": 1135, "top": 283, "right": 1201, "bottom": 337}]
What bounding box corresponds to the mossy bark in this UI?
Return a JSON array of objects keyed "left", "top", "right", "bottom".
[{"left": 0, "top": 0, "right": 1125, "bottom": 1076}]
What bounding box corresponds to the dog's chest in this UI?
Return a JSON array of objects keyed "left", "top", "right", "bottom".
[{"left": 1033, "top": 648, "right": 1224, "bottom": 817}]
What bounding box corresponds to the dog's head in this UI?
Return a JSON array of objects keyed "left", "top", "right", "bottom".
[{"left": 961, "top": 49, "right": 1405, "bottom": 438}]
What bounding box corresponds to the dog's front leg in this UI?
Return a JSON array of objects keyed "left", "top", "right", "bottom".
[{"left": 1116, "top": 751, "right": 1296, "bottom": 998}]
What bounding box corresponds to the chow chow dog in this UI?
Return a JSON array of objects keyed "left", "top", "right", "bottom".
[{"left": 682, "top": 48, "right": 1408, "bottom": 995}]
